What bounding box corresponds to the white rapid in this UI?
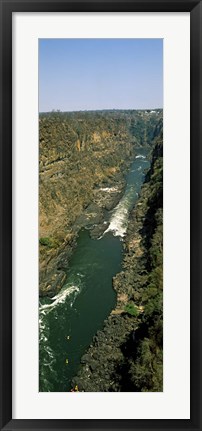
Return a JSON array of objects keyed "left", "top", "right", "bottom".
[
  {"left": 135, "top": 154, "right": 146, "bottom": 159},
  {"left": 102, "top": 186, "right": 138, "bottom": 238},
  {"left": 100, "top": 151, "right": 149, "bottom": 239},
  {"left": 39, "top": 285, "right": 80, "bottom": 313},
  {"left": 39, "top": 281, "right": 82, "bottom": 391}
]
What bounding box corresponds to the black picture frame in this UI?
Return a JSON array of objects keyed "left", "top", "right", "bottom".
[{"left": 0, "top": 1, "right": 201, "bottom": 430}]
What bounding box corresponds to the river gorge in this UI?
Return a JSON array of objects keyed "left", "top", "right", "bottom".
[
  {"left": 39, "top": 110, "right": 163, "bottom": 392},
  {"left": 39, "top": 148, "right": 150, "bottom": 391}
]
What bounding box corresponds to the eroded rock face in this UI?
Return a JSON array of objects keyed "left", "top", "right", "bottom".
[{"left": 39, "top": 110, "right": 162, "bottom": 296}]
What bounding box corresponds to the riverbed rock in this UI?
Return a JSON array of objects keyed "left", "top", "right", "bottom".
[
  {"left": 74, "top": 203, "right": 104, "bottom": 229},
  {"left": 89, "top": 223, "right": 109, "bottom": 239}
]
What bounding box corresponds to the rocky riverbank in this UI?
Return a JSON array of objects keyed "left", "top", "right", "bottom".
[
  {"left": 72, "top": 133, "right": 163, "bottom": 392},
  {"left": 39, "top": 110, "right": 162, "bottom": 296}
]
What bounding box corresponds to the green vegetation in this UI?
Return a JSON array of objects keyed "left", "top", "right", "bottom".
[
  {"left": 124, "top": 302, "right": 139, "bottom": 317},
  {"left": 39, "top": 237, "right": 59, "bottom": 249}
]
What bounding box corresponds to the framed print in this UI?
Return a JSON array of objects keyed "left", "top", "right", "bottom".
[{"left": 0, "top": 0, "right": 201, "bottom": 430}]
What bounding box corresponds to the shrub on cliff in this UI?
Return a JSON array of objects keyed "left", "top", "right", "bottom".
[
  {"left": 39, "top": 237, "right": 59, "bottom": 249},
  {"left": 124, "top": 303, "right": 139, "bottom": 317}
]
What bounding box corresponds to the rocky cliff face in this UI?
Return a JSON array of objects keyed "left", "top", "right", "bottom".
[
  {"left": 72, "top": 132, "right": 163, "bottom": 392},
  {"left": 39, "top": 110, "right": 162, "bottom": 296}
]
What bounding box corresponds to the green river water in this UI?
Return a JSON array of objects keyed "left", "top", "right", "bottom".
[{"left": 39, "top": 147, "right": 150, "bottom": 392}]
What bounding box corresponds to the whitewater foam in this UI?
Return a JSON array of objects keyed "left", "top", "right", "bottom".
[
  {"left": 135, "top": 154, "right": 146, "bottom": 159},
  {"left": 99, "top": 187, "right": 136, "bottom": 238},
  {"left": 99, "top": 186, "right": 119, "bottom": 192},
  {"left": 39, "top": 285, "right": 80, "bottom": 313}
]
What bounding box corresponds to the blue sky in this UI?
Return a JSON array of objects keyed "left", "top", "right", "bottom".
[{"left": 39, "top": 39, "right": 163, "bottom": 112}]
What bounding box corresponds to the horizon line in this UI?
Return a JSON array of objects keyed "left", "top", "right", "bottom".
[{"left": 39, "top": 107, "right": 163, "bottom": 114}]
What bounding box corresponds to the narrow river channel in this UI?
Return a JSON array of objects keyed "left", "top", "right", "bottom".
[{"left": 39, "top": 147, "right": 150, "bottom": 392}]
